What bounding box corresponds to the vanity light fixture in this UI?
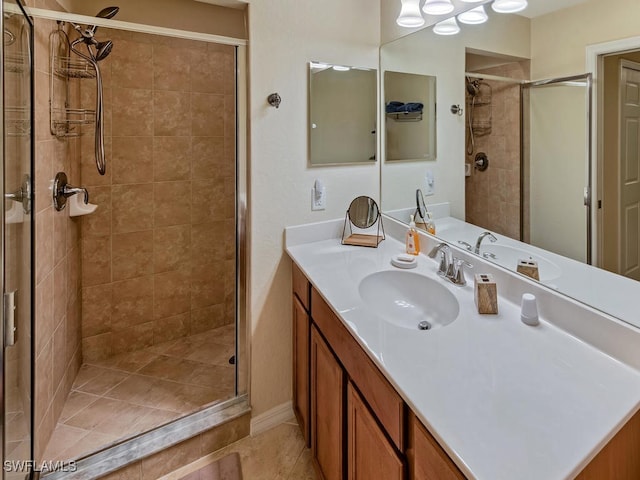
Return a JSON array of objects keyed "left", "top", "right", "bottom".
[
  {"left": 396, "top": 0, "right": 425, "bottom": 27},
  {"left": 460, "top": 0, "right": 484, "bottom": 2},
  {"left": 332, "top": 65, "right": 351, "bottom": 71},
  {"left": 458, "top": 5, "right": 488, "bottom": 24},
  {"left": 423, "top": 0, "right": 454, "bottom": 16},
  {"left": 433, "top": 16, "right": 460, "bottom": 35},
  {"left": 491, "top": 0, "right": 528, "bottom": 13}
]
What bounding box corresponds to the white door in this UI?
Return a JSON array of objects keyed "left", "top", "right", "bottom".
[{"left": 619, "top": 60, "right": 640, "bottom": 280}]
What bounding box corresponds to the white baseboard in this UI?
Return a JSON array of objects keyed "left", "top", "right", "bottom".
[{"left": 250, "top": 401, "right": 295, "bottom": 436}]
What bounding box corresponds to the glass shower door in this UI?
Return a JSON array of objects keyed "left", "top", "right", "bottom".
[
  {"left": 521, "top": 74, "right": 592, "bottom": 264},
  {"left": 2, "top": 1, "right": 33, "bottom": 478}
]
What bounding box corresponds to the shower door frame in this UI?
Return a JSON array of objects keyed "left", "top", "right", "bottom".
[
  {"left": 520, "top": 73, "right": 593, "bottom": 264},
  {"left": 19, "top": 7, "right": 250, "bottom": 479},
  {"left": 1, "top": 0, "right": 36, "bottom": 478}
]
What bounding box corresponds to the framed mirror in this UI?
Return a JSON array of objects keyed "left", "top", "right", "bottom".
[
  {"left": 384, "top": 71, "right": 436, "bottom": 161},
  {"left": 379, "top": 1, "right": 640, "bottom": 329},
  {"left": 309, "top": 62, "right": 377, "bottom": 165}
]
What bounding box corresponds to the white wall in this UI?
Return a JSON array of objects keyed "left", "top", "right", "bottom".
[{"left": 246, "top": 0, "right": 380, "bottom": 417}]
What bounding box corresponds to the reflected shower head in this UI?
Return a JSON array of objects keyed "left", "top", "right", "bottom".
[{"left": 466, "top": 77, "right": 481, "bottom": 97}]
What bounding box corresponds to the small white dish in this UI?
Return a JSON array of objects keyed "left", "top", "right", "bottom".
[{"left": 391, "top": 254, "right": 418, "bottom": 269}]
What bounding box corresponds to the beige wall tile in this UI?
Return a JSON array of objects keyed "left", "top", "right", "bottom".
[
  {"left": 153, "top": 44, "right": 191, "bottom": 92},
  {"left": 154, "top": 269, "right": 191, "bottom": 319},
  {"left": 111, "top": 276, "right": 154, "bottom": 331},
  {"left": 154, "top": 313, "right": 191, "bottom": 344},
  {"left": 52, "top": 322, "right": 67, "bottom": 388},
  {"left": 154, "top": 181, "right": 192, "bottom": 227},
  {"left": 191, "top": 222, "right": 227, "bottom": 264},
  {"left": 191, "top": 304, "right": 225, "bottom": 334},
  {"left": 191, "top": 178, "right": 232, "bottom": 224},
  {"left": 83, "top": 332, "right": 114, "bottom": 363},
  {"left": 153, "top": 225, "right": 191, "bottom": 274},
  {"left": 191, "top": 262, "right": 225, "bottom": 309},
  {"left": 191, "top": 93, "right": 224, "bottom": 136},
  {"left": 112, "top": 322, "right": 154, "bottom": 355},
  {"left": 153, "top": 136, "right": 191, "bottom": 182},
  {"left": 112, "top": 88, "right": 153, "bottom": 136},
  {"left": 191, "top": 137, "right": 227, "bottom": 179},
  {"left": 112, "top": 231, "right": 154, "bottom": 281},
  {"left": 35, "top": 272, "right": 54, "bottom": 356},
  {"left": 111, "top": 40, "right": 153, "bottom": 90},
  {"left": 81, "top": 235, "right": 111, "bottom": 287},
  {"left": 82, "top": 284, "right": 113, "bottom": 337},
  {"left": 112, "top": 184, "right": 154, "bottom": 234},
  {"left": 112, "top": 137, "right": 153, "bottom": 185},
  {"left": 190, "top": 50, "right": 226, "bottom": 94},
  {"left": 154, "top": 91, "right": 191, "bottom": 137},
  {"left": 35, "top": 208, "right": 54, "bottom": 285}
]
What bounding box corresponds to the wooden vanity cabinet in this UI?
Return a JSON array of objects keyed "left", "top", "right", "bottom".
[
  {"left": 407, "top": 412, "right": 465, "bottom": 480},
  {"left": 347, "top": 382, "right": 404, "bottom": 480},
  {"left": 311, "top": 325, "right": 345, "bottom": 480},
  {"left": 292, "top": 263, "right": 311, "bottom": 446}
]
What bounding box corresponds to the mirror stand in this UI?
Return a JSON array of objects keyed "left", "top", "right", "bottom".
[{"left": 341, "top": 196, "right": 385, "bottom": 248}]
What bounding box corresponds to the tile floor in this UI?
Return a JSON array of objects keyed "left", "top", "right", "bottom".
[
  {"left": 43, "top": 324, "right": 236, "bottom": 462},
  {"left": 168, "top": 420, "right": 317, "bottom": 480}
]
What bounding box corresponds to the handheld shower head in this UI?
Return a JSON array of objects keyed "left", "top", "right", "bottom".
[
  {"left": 95, "top": 40, "right": 113, "bottom": 61},
  {"left": 466, "top": 77, "right": 481, "bottom": 97}
]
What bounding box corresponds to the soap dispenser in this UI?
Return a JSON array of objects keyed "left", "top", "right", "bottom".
[
  {"left": 425, "top": 212, "right": 436, "bottom": 235},
  {"left": 406, "top": 215, "right": 421, "bottom": 255}
]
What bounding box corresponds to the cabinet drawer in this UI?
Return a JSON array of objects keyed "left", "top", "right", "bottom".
[
  {"left": 311, "top": 288, "right": 405, "bottom": 451},
  {"left": 292, "top": 262, "right": 310, "bottom": 310}
]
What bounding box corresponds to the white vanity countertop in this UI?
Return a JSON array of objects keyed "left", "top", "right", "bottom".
[{"left": 285, "top": 224, "right": 640, "bottom": 480}]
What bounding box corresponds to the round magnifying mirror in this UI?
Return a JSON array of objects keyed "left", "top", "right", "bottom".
[
  {"left": 347, "top": 196, "right": 380, "bottom": 229},
  {"left": 415, "top": 189, "right": 427, "bottom": 222}
]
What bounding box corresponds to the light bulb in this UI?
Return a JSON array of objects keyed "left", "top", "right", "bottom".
[
  {"left": 458, "top": 5, "right": 488, "bottom": 24},
  {"left": 423, "top": 0, "right": 455, "bottom": 16},
  {"left": 397, "top": 0, "right": 425, "bottom": 28},
  {"left": 433, "top": 17, "right": 460, "bottom": 35},
  {"left": 492, "top": 0, "right": 528, "bottom": 13}
]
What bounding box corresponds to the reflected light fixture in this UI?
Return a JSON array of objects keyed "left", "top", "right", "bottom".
[
  {"left": 458, "top": 5, "right": 488, "bottom": 24},
  {"left": 332, "top": 65, "right": 350, "bottom": 71},
  {"left": 460, "top": 0, "right": 484, "bottom": 2},
  {"left": 423, "top": 0, "right": 454, "bottom": 16},
  {"left": 396, "top": 0, "right": 425, "bottom": 28},
  {"left": 433, "top": 16, "right": 460, "bottom": 35},
  {"left": 492, "top": 0, "right": 528, "bottom": 13}
]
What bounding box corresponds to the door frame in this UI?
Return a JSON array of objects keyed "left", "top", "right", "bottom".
[{"left": 587, "top": 36, "right": 640, "bottom": 267}]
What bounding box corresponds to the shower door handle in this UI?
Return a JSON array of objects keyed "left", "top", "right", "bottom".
[
  {"left": 583, "top": 186, "right": 591, "bottom": 206},
  {"left": 4, "top": 290, "right": 17, "bottom": 347}
]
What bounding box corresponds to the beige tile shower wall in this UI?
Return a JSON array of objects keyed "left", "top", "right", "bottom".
[
  {"left": 465, "top": 61, "right": 529, "bottom": 240},
  {"left": 79, "top": 29, "right": 236, "bottom": 361},
  {"left": 30, "top": 2, "right": 84, "bottom": 460}
]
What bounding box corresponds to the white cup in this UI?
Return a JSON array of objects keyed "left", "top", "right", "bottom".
[{"left": 521, "top": 293, "right": 539, "bottom": 326}]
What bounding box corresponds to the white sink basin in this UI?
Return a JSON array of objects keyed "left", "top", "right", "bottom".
[
  {"left": 481, "top": 244, "right": 562, "bottom": 282},
  {"left": 358, "top": 270, "right": 459, "bottom": 330}
]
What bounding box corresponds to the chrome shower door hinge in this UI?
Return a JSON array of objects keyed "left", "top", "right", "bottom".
[{"left": 4, "top": 290, "right": 17, "bottom": 347}]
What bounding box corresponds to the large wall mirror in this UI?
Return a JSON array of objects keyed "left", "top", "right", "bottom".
[
  {"left": 309, "top": 62, "right": 377, "bottom": 165},
  {"left": 380, "top": 0, "right": 640, "bottom": 329}
]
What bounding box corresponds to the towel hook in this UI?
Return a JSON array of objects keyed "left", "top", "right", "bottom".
[
  {"left": 450, "top": 104, "right": 463, "bottom": 116},
  {"left": 267, "top": 93, "right": 282, "bottom": 109}
]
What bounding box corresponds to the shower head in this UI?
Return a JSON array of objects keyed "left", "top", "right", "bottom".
[
  {"left": 95, "top": 40, "right": 113, "bottom": 61},
  {"left": 88, "top": 6, "right": 120, "bottom": 35}
]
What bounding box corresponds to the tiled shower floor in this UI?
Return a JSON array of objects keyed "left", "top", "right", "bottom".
[{"left": 43, "top": 324, "right": 236, "bottom": 462}]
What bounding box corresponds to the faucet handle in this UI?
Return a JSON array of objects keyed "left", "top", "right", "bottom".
[
  {"left": 457, "top": 240, "right": 473, "bottom": 251},
  {"left": 452, "top": 257, "right": 473, "bottom": 285}
]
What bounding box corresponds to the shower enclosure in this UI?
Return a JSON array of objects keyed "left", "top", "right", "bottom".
[
  {"left": 465, "top": 64, "right": 591, "bottom": 264},
  {"left": 1, "top": 2, "right": 248, "bottom": 478}
]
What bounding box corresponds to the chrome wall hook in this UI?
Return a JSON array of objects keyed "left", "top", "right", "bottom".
[
  {"left": 450, "top": 104, "right": 463, "bottom": 116},
  {"left": 267, "top": 93, "right": 282, "bottom": 108}
]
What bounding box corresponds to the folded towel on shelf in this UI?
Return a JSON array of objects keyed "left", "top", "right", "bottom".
[{"left": 386, "top": 101, "right": 424, "bottom": 113}]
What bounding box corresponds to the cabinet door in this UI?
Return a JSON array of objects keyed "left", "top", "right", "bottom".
[
  {"left": 408, "top": 412, "right": 465, "bottom": 480},
  {"left": 293, "top": 295, "right": 310, "bottom": 446},
  {"left": 347, "top": 383, "right": 404, "bottom": 480},
  {"left": 311, "top": 326, "right": 344, "bottom": 480}
]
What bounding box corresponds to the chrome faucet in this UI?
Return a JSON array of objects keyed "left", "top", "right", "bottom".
[
  {"left": 428, "top": 243, "right": 473, "bottom": 285},
  {"left": 474, "top": 231, "right": 497, "bottom": 254}
]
